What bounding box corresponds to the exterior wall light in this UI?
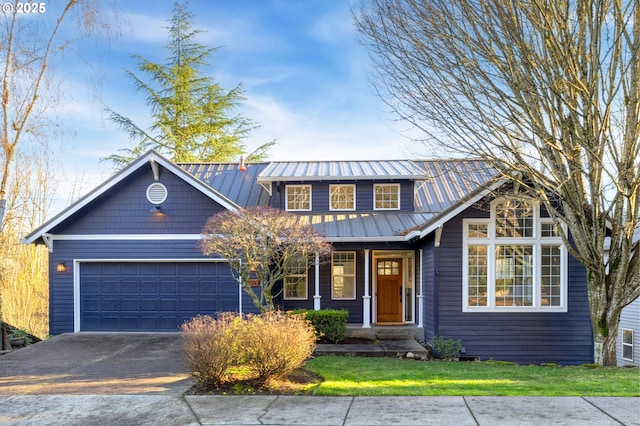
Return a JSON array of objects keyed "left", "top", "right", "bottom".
[{"left": 56, "top": 262, "right": 67, "bottom": 272}]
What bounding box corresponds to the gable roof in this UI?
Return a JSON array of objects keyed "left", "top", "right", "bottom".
[
  {"left": 21, "top": 150, "right": 239, "bottom": 246},
  {"left": 22, "top": 151, "right": 503, "bottom": 245}
]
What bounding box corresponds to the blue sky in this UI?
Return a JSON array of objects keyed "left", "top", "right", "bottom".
[{"left": 48, "top": 0, "right": 419, "bottom": 213}]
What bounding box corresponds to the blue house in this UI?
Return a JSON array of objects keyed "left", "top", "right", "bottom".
[{"left": 23, "top": 150, "right": 594, "bottom": 364}]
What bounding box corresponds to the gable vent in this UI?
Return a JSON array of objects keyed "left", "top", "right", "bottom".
[{"left": 146, "top": 182, "right": 168, "bottom": 205}]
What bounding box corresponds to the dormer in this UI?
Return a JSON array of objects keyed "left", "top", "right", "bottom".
[{"left": 257, "top": 160, "right": 426, "bottom": 213}]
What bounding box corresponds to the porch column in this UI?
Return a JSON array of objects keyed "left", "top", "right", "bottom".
[
  {"left": 238, "top": 260, "right": 243, "bottom": 314},
  {"left": 418, "top": 249, "right": 424, "bottom": 328},
  {"left": 362, "top": 249, "right": 371, "bottom": 328},
  {"left": 313, "top": 252, "right": 321, "bottom": 310}
]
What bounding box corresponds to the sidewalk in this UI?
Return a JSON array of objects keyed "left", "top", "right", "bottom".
[{"left": 0, "top": 394, "right": 637, "bottom": 425}]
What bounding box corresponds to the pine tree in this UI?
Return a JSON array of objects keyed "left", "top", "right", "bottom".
[{"left": 105, "top": 2, "right": 273, "bottom": 167}]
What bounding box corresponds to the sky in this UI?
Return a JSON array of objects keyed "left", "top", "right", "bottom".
[{"left": 38, "top": 0, "right": 422, "bottom": 215}]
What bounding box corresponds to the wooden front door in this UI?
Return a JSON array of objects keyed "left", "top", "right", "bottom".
[{"left": 376, "top": 259, "right": 403, "bottom": 323}]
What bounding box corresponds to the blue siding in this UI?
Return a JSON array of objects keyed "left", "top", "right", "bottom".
[
  {"left": 51, "top": 165, "right": 226, "bottom": 235},
  {"left": 421, "top": 236, "right": 437, "bottom": 339},
  {"left": 427, "top": 207, "right": 594, "bottom": 365},
  {"left": 270, "top": 180, "right": 415, "bottom": 212}
]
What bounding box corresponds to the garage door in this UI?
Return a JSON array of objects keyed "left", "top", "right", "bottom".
[{"left": 80, "top": 261, "right": 238, "bottom": 331}]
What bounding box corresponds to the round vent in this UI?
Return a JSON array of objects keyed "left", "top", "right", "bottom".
[{"left": 146, "top": 182, "right": 168, "bottom": 205}]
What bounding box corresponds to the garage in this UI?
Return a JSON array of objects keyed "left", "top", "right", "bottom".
[{"left": 79, "top": 261, "right": 238, "bottom": 331}]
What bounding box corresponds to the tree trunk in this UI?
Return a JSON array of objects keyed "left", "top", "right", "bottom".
[
  {"left": 593, "top": 329, "right": 618, "bottom": 366},
  {"left": 0, "top": 199, "right": 5, "bottom": 226}
]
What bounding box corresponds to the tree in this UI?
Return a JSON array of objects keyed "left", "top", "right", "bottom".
[
  {"left": 200, "top": 207, "right": 333, "bottom": 312},
  {"left": 356, "top": 0, "right": 639, "bottom": 365},
  {"left": 1, "top": 0, "right": 113, "bottom": 215},
  {"left": 104, "top": 1, "right": 274, "bottom": 168}
]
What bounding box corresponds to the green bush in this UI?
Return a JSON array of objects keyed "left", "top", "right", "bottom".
[
  {"left": 181, "top": 313, "right": 240, "bottom": 387},
  {"left": 432, "top": 336, "right": 462, "bottom": 360},
  {"left": 292, "top": 309, "right": 348, "bottom": 344},
  {"left": 240, "top": 311, "right": 317, "bottom": 386}
]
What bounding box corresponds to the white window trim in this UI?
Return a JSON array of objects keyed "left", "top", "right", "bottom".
[
  {"left": 283, "top": 259, "right": 308, "bottom": 300},
  {"left": 329, "top": 184, "right": 356, "bottom": 211},
  {"left": 374, "top": 183, "right": 400, "bottom": 211},
  {"left": 285, "top": 184, "right": 312, "bottom": 211},
  {"left": 462, "top": 198, "right": 568, "bottom": 313},
  {"left": 622, "top": 328, "right": 634, "bottom": 361},
  {"left": 332, "top": 251, "right": 356, "bottom": 300}
]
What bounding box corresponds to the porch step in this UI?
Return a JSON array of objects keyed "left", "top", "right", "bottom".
[
  {"left": 345, "top": 324, "right": 423, "bottom": 341},
  {"left": 315, "top": 339, "right": 429, "bottom": 359}
]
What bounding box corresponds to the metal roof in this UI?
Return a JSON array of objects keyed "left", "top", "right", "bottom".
[
  {"left": 294, "top": 212, "right": 437, "bottom": 241},
  {"left": 257, "top": 160, "right": 427, "bottom": 182},
  {"left": 413, "top": 159, "right": 499, "bottom": 213},
  {"left": 179, "top": 162, "right": 271, "bottom": 208}
]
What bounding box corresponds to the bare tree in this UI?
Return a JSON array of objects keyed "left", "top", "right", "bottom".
[
  {"left": 356, "top": 0, "right": 639, "bottom": 365},
  {"left": 200, "top": 207, "right": 333, "bottom": 312},
  {"left": 1, "top": 0, "right": 116, "bottom": 222}
]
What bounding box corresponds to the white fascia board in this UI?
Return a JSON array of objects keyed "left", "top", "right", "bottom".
[
  {"left": 22, "top": 150, "right": 238, "bottom": 245},
  {"left": 48, "top": 234, "right": 204, "bottom": 241}
]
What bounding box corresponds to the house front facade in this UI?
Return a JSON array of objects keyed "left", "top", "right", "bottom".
[{"left": 23, "top": 150, "right": 594, "bottom": 364}]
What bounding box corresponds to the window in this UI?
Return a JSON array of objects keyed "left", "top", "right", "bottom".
[
  {"left": 463, "top": 198, "right": 567, "bottom": 312},
  {"left": 622, "top": 329, "right": 634, "bottom": 361},
  {"left": 286, "top": 185, "right": 311, "bottom": 211},
  {"left": 332, "top": 252, "right": 356, "bottom": 299},
  {"left": 374, "top": 184, "right": 400, "bottom": 210},
  {"left": 330, "top": 184, "right": 355, "bottom": 211},
  {"left": 284, "top": 255, "right": 308, "bottom": 300}
]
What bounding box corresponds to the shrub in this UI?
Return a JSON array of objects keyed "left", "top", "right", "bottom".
[
  {"left": 181, "top": 313, "right": 240, "bottom": 387},
  {"left": 432, "top": 336, "right": 462, "bottom": 360},
  {"left": 240, "top": 311, "right": 317, "bottom": 386},
  {"left": 291, "top": 309, "right": 348, "bottom": 344}
]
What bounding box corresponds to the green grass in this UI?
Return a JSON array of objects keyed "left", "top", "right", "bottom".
[{"left": 305, "top": 357, "right": 640, "bottom": 396}]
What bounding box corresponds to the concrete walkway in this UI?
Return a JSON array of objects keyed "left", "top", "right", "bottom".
[
  {"left": 0, "top": 394, "right": 637, "bottom": 425},
  {"left": 0, "top": 334, "right": 638, "bottom": 425}
]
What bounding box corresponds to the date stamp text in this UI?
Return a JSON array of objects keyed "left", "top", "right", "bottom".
[{"left": 2, "top": 2, "right": 47, "bottom": 14}]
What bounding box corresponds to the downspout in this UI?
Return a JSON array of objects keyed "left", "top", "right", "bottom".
[{"left": 362, "top": 249, "right": 371, "bottom": 328}]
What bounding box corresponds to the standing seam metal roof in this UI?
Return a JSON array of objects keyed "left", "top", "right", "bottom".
[{"left": 181, "top": 158, "right": 499, "bottom": 239}]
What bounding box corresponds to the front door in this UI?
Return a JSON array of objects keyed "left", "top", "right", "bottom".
[{"left": 376, "top": 259, "right": 403, "bottom": 323}]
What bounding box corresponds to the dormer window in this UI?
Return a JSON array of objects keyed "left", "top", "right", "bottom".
[
  {"left": 330, "top": 184, "right": 355, "bottom": 211},
  {"left": 286, "top": 185, "right": 311, "bottom": 211},
  {"left": 374, "top": 183, "right": 400, "bottom": 210}
]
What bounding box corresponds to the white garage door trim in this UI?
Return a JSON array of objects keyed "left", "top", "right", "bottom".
[{"left": 73, "top": 258, "right": 239, "bottom": 332}]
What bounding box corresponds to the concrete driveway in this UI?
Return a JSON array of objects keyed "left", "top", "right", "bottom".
[{"left": 0, "top": 333, "right": 193, "bottom": 395}]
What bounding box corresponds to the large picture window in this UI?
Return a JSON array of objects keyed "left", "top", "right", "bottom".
[
  {"left": 284, "top": 255, "right": 308, "bottom": 300},
  {"left": 463, "top": 198, "right": 567, "bottom": 312},
  {"left": 286, "top": 185, "right": 311, "bottom": 211},
  {"left": 332, "top": 252, "right": 356, "bottom": 299}
]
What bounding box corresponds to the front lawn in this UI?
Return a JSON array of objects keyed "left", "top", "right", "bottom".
[{"left": 304, "top": 357, "right": 640, "bottom": 396}]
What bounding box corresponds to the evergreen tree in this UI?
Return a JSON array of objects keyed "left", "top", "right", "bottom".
[{"left": 105, "top": 2, "right": 273, "bottom": 167}]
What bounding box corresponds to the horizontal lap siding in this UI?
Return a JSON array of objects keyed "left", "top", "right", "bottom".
[
  {"left": 52, "top": 166, "right": 225, "bottom": 235},
  {"left": 433, "top": 210, "right": 593, "bottom": 365},
  {"left": 618, "top": 298, "right": 640, "bottom": 366},
  {"left": 421, "top": 238, "right": 436, "bottom": 339}
]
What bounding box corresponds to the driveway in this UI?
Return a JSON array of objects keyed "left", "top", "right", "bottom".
[{"left": 0, "top": 333, "right": 193, "bottom": 395}]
